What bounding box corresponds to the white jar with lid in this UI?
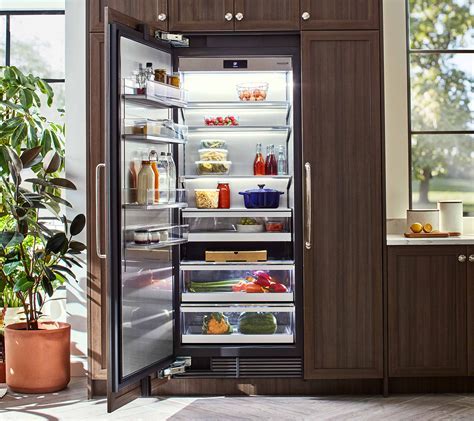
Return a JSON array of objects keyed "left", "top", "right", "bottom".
[
  {"left": 438, "top": 200, "right": 463, "bottom": 234},
  {"left": 406, "top": 209, "right": 439, "bottom": 232}
]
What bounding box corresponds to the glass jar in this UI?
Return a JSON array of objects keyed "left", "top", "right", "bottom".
[
  {"left": 168, "top": 72, "right": 180, "bottom": 88},
  {"left": 137, "top": 160, "right": 155, "bottom": 204},
  {"left": 154, "top": 68, "right": 167, "bottom": 84},
  {"left": 217, "top": 182, "right": 230, "bottom": 209}
]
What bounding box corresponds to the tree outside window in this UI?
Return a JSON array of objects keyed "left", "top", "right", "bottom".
[{"left": 408, "top": 0, "right": 474, "bottom": 215}]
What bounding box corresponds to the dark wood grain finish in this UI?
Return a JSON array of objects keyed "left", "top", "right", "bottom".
[
  {"left": 234, "top": 0, "right": 300, "bottom": 31},
  {"left": 169, "top": 0, "right": 234, "bottom": 31},
  {"left": 88, "top": 32, "right": 107, "bottom": 384},
  {"left": 388, "top": 246, "right": 468, "bottom": 377},
  {"left": 468, "top": 246, "right": 474, "bottom": 376},
  {"left": 302, "top": 31, "right": 383, "bottom": 380},
  {"left": 89, "top": 0, "right": 167, "bottom": 32},
  {"left": 301, "top": 0, "right": 379, "bottom": 30}
]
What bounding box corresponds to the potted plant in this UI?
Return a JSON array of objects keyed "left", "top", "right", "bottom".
[{"left": 0, "top": 66, "right": 85, "bottom": 393}]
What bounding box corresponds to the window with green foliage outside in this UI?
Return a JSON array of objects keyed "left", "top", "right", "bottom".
[{"left": 408, "top": 0, "right": 474, "bottom": 216}]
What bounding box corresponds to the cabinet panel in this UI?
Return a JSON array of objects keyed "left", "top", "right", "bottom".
[
  {"left": 88, "top": 32, "right": 107, "bottom": 381},
  {"left": 301, "top": 0, "right": 379, "bottom": 30},
  {"left": 468, "top": 246, "right": 474, "bottom": 376},
  {"left": 388, "top": 246, "right": 467, "bottom": 377},
  {"left": 302, "top": 31, "right": 383, "bottom": 379},
  {"left": 234, "top": 0, "right": 300, "bottom": 31},
  {"left": 89, "top": 0, "right": 167, "bottom": 32},
  {"left": 169, "top": 0, "right": 234, "bottom": 32}
]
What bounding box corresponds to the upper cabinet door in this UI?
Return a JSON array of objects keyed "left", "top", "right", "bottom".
[
  {"left": 301, "top": 0, "right": 379, "bottom": 30},
  {"left": 89, "top": 0, "right": 168, "bottom": 32},
  {"left": 234, "top": 0, "right": 300, "bottom": 31},
  {"left": 169, "top": 0, "right": 235, "bottom": 32},
  {"left": 302, "top": 31, "right": 383, "bottom": 379}
]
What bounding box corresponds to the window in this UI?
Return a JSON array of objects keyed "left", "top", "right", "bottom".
[
  {"left": 408, "top": 0, "right": 474, "bottom": 216},
  {"left": 0, "top": 2, "right": 65, "bottom": 123}
]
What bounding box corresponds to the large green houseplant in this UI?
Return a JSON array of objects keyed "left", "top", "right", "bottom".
[{"left": 0, "top": 66, "right": 86, "bottom": 393}]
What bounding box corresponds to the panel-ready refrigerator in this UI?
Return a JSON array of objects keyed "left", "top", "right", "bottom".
[{"left": 103, "top": 20, "right": 302, "bottom": 409}]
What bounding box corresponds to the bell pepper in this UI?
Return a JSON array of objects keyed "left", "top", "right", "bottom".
[{"left": 269, "top": 282, "right": 288, "bottom": 293}]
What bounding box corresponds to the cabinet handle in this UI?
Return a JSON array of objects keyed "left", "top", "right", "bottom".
[
  {"left": 305, "top": 162, "right": 312, "bottom": 250},
  {"left": 224, "top": 12, "right": 233, "bottom": 21},
  {"left": 158, "top": 13, "right": 167, "bottom": 22},
  {"left": 302, "top": 11, "right": 311, "bottom": 20},
  {"left": 235, "top": 12, "right": 244, "bottom": 21},
  {"left": 469, "top": 255, "right": 474, "bottom": 263},
  {"left": 95, "top": 163, "right": 106, "bottom": 260},
  {"left": 458, "top": 254, "right": 467, "bottom": 263}
]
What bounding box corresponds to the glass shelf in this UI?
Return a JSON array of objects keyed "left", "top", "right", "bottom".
[
  {"left": 185, "top": 101, "right": 291, "bottom": 110},
  {"left": 182, "top": 175, "right": 292, "bottom": 180},
  {"left": 126, "top": 237, "right": 188, "bottom": 251},
  {"left": 182, "top": 208, "right": 292, "bottom": 218},
  {"left": 122, "top": 134, "right": 187, "bottom": 145},
  {"left": 123, "top": 79, "right": 188, "bottom": 109},
  {"left": 187, "top": 232, "right": 292, "bottom": 243},
  {"left": 187, "top": 125, "right": 291, "bottom": 133}
]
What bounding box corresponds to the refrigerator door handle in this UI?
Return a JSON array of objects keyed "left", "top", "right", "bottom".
[
  {"left": 95, "top": 163, "right": 106, "bottom": 259},
  {"left": 304, "top": 162, "right": 312, "bottom": 250}
]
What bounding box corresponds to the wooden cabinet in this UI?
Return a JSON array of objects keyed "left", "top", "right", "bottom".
[
  {"left": 301, "top": 0, "right": 379, "bottom": 30},
  {"left": 88, "top": 32, "right": 108, "bottom": 382},
  {"left": 302, "top": 31, "right": 383, "bottom": 379},
  {"left": 468, "top": 246, "right": 474, "bottom": 376},
  {"left": 169, "top": 0, "right": 234, "bottom": 31},
  {"left": 89, "top": 0, "right": 168, "bottom": 32},
  {"left": 234, "top": 0, "right": 300, "bottom": 31},
  {"left": 388, "top": 246, "right": 468, "bottom": 377}
]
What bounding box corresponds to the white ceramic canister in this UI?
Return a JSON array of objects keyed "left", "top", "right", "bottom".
[
  {"left": 438, "top": 200, "right": 463, "bottom": 234},
  {"left": 406, "top": 209, "right": 440, "bottom": 232}
]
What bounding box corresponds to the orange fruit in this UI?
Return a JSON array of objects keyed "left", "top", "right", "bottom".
[
  {"left": 410, "top": 222, "right": 423, "bottom": 233},
  {"left": 423, "top": 223, "right": 433, "bottom": 233}
]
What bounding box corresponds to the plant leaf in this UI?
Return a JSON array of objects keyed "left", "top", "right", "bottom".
[
  {"left": 41, "top": 276, "right": 54, "bottom": 297},
  {"left": 14, "top": 274, "right": 34, "bottom": 293},
  {"left": 70, "top": 214, "right": 86, "bottom": 236},
  {"left": 20, "top": 146, "right": 42, "bottom": 167},
  {"left": 3, "top": 261, "right": 22, "bottom": 276},
  {"left": 45, "top": 232, "right": 68, "bottom": 254},
  {"left": 52, "top": 264, "right": 77, "bottom": 280},
  {"left": 4, "top": 146, "right": 23, "bottom": 174},
  {"left": 69, "top": 240, "right": 86, "bottom": 252},
  {"left": 50, "top": 178, "right": 77, "bottom": 190},
  {"left": 43, "top": 150, "right": 61, "bottom": 173}
]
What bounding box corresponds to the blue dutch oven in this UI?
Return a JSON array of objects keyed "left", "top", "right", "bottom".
[{"left": 239, "top": 184, "right": 284, "bottom": 208}]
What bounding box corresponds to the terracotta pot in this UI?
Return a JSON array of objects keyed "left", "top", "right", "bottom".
[{"left": 5, "top": 321, "right": 70, "bottom": 393}]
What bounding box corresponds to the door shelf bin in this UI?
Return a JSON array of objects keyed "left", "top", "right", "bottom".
[
  {"left": 124, "top": 118, "right": 188, "bottom": 141},
  {"left": 124, "top": 79, "right": 188, "bottom": 108},
  {"left": 181, "top": 305, "right": 295, "bottom": 344},
  {"left": 181, "top": 264, "right": 294, "bottom": 302},
  {"left": 123, "top": 188, "right": 187, "bottom": 208},
  {"left": 126, "top": 225, "right": 189, "bottom": 251}
]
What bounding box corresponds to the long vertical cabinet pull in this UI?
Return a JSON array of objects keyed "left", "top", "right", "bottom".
[
  {"left": 95, "top": 163, "right": 106, "bottom": 259},
  {"left": 304, "top": 162, "right": 312, "bottom": 250}
]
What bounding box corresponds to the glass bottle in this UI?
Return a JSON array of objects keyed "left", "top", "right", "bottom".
[
  {"left": 166, "top": 152, "right": 177, "bottom": 203},
  {"left": 277, "top": 145, "right": 287, "bottom": 175},
  {"left": 149, "top": 150, "right": 160, "bottom": 203},
  {"left": 128, "top": 160, "right": 137, "bottom": 203},
  {"left": 137, "top": 160, "right": 155, "bottom": 204},
  {"left": 158, "top": 152, "right": 169, "bottom": 204},
  {"left": 145, "top": 62, "right": 154, "bottom": 80},
  {"left": 265, "top": 144, "right": 277, "bottom": 175},
  {"left": 217, "top": 182, "right": 230, "bottom": 209},
  {"left": 253, "top": 143, "right": 265, "bottom": 176}
]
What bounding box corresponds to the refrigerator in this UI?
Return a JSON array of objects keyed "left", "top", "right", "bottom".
[{"left": 103, "top": 19, "right": 302, "bottom": 409}]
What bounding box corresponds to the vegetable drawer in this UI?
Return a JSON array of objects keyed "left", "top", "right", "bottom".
[
  {"left": 181, "top": 263, "right": 294, "bottom": 302},
  {"left": 180, "top": 305, "right": 295, "bottom": 344}
]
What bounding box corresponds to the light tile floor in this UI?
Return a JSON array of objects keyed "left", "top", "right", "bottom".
[{"left": 0, "top": 377, "right": 473, "bottom": 420}]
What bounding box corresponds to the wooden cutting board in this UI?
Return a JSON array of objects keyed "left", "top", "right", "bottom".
[{"left": 404, "top": 231, "right": 450, "bottom": 238}]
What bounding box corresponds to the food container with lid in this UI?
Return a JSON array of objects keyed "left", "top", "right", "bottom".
[
  {"left": 406, "top": 209, "right": 440, "bottom": 233},
  {"left": 195, "top": 189, "right": 220, "bottom": 209},
  {"left": 198, "top": 148, "right": 229, "bottom": 162},
  {"left": 196, "top": 161, "right": 232, "bottom": 175},
  {"left": 438, "top": 200, "right": 463, "bottom": 234},
  {"left": 236, "top": 82, "right": 269, "bottom": 101},
  {"left": 200, "top": 139, "right": 227, "bottom": 149},
  {"left": 239, "top": 184, "right": 284, "bottom": 209}
]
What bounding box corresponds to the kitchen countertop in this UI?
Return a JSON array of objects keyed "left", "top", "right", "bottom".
[{"left": 387, "top": 234, "right": 474, "bottom": 246}]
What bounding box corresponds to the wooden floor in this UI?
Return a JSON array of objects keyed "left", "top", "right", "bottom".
[{"left": 0, "top": 377, "right": 473, "bottom": 420}]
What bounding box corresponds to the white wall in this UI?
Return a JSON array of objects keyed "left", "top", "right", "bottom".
[{"left": 65, "top": 0, "right": 87, "bottom": 376}]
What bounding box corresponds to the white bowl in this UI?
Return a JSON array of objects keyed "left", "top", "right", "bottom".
[{"left": 236, "top": 224, "right": 265, "bottom": 233}]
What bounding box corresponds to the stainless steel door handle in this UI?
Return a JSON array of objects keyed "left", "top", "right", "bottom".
[
  {"left": 469, "top": 254, "right": 474, "bottom": 263},
  {"left": 305, "top": 162, "right": 312, "bottom": 250},
  {"left": 95, "top": 163, "right": 106, "bottom": 259}
]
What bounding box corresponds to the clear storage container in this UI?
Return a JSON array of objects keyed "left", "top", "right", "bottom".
[
  {"left": 200, "top": 139, "right": 227, "bottom": 149},
  {"left": 124, "top": 119, "right": 188, "bottom": 140},
  {"left": 181, "top": 264, "right": 294, "bottom": 302},
  {"left": 181, "top": 305, "right": 295, "bottom": 344},
  {"left": 194, "top": 189, "right": 220, "bottom": 209},
  {"left": 195, "top": 160, "right": 232, "bottom": 175},
  {"left": 198, "top": 148, "right": 229, "bottom": 162}
]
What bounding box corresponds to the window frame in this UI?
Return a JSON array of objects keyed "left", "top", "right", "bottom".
[
  {"left": 0, "top": 8, "right": 65, "bottom": 84},
  {"left": 405, "top": 1, "right": 474, "bottom": 215}
]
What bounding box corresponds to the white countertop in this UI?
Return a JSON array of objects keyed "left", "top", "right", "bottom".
[{"left": 387, "top": 234, "right": 474, "bottom": 246}]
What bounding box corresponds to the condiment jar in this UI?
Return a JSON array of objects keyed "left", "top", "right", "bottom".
[
  {"left": 217, "top": 182, "right": 230, "bottom": 209},
  {"left": 154, "top": 68, "right": 167, "bottom": 83},
  {"left": 149, "top": 230, "right": 161, "bottom": 243},
  {"left": 134, "top": 230, "right": 150, "bottom": 245}
]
